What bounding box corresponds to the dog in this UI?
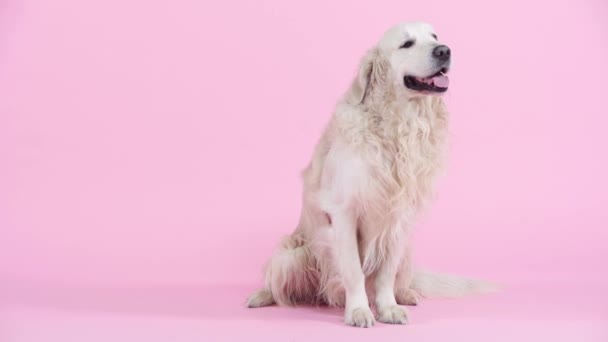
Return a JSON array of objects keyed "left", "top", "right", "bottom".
[{"left": 247, "top": 22, "right": 492, "bottom": 328}]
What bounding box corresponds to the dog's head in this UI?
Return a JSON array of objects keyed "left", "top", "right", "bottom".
[{"left": 352, "top": 22, "right": 451, "bottom": 103}]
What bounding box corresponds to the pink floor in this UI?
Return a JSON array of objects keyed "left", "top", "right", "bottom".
[{"left": 2, "top": 274, "right": 607, "bottom": 341}]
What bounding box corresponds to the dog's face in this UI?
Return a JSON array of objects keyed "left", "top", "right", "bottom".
[
  {"left": 354, "top": 22, "right": 451, "bottom": 103},
  {"left": 381, "top": 22, "right": 451, "bottom": 96}
]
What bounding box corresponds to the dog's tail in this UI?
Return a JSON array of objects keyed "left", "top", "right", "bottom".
[
  {"left": 246, "top": 234, "right": 318, "bottom": 308},
  {"left": 411, "top": 270, "right": 499, "bottom": 298}
]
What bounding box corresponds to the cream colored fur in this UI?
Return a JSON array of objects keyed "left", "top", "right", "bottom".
[{"left": 246, "top": 22, "right": 494, "bottom": 328}]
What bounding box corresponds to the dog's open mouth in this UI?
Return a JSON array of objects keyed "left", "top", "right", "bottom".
[{"left": 403, "top": 68, "right": 449, "bottom": 92}]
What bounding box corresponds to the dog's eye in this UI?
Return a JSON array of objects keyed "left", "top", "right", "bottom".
[
  {"left": 431, "top": 34, "right": 438, "bottom": 40},
  {"left": 400, "top": 40, "right": 415, "bottom": 49}
]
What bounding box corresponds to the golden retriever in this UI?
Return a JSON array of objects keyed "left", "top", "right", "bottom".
[{"left": 247, "top": 22, "right": 492, "bottom": 328}]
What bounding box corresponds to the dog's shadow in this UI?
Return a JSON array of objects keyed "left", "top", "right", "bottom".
[
  {"left": 3, "top": 281, "right": 511, "bottom": 326},
  {"left": 2, "top": 282, "right": 349, "bottom": 325}
]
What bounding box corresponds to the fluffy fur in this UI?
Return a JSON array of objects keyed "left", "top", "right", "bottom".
[{"left": 247, "top": 22, "right": 494, "bottom": 327}]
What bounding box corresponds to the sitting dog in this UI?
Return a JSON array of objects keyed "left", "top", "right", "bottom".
[{"left": 247, "top": 22, "right": 491, "bottom": 328}]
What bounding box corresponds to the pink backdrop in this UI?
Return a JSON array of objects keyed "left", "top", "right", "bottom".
[{"left": 1, "top": 0, "right": 607, "bottom": 340}]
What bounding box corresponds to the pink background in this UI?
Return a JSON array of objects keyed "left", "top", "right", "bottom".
[{"left": 1, "top": 0, "right": 607, "bottom": 340}]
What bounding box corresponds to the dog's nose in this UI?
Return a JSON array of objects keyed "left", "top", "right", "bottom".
[{"left": 433, "top": 45, "right": 451, "bottom": 61}]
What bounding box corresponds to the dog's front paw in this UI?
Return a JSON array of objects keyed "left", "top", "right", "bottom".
[
  {"left": 345, "top": 307, "right": 375, "bottom": 328},
  {"left": 377, "top": 305, "right": 409, "bottom": 325}
]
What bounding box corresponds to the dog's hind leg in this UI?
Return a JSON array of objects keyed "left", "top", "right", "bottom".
[
  {"left": 246, "top": 233, "right": 318, "bottom": 307},
  {"left": 394, "top": 247, "right": 422, "bottom": 306},
  {"left": 246, "top": 288, "right": 275, "bottom": 308}
]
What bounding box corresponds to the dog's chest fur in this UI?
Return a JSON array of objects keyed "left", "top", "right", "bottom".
[{"left": 359, "top": 98, "right": 448, "bottom": 222}]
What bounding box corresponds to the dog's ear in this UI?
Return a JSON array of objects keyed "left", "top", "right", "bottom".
[{"left": 350, "top": 47, "right": 386, "bottom": 104}]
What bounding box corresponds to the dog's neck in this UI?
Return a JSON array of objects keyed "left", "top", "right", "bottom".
[{"left": 363, "top": 93, "right": 443, "bottom": 122}]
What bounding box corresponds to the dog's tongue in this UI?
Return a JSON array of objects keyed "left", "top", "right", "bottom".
[{"left": 432, "top": 74, "right": 449, "bottom": 88}]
